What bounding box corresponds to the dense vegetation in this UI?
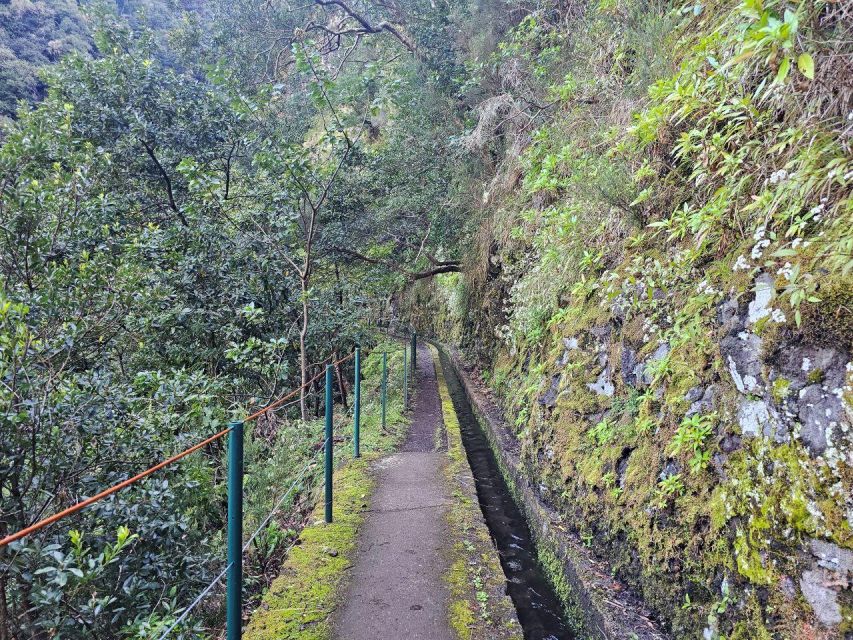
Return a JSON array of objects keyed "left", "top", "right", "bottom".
[
  {"left": 0, "top": 1, "right": 460, "bottom": 637},
  {"left": 1, "top": 0, "right": 851, "bottom": 638}
]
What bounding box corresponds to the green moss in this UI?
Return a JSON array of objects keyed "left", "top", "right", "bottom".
[
  {"left": 536, "top": 546, "right": 587, "bottom": 634},
  {"left": 770, "top": 377, "right": 790, "bottom": 403},
  {"left": 806, "top": 368, "right": 824, "bottom": 384},
  {"left": 243, "top": 457, "right": 376, "bottom": 640}
]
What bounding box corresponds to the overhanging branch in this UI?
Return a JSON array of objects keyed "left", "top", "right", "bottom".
[
  {"left": 313, "top": 0, "right": 416, "bottom": 53},
  {"left": 336, "top": 246, "right": 460, "bottom": 281}
]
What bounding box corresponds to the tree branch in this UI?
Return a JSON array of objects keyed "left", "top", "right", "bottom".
[
  {"left": 139, "top": 139, "right": 188, "bottom": 227},
  {"left": 313, "top": 0, "right": 416, "bottom": 53},
  {"left": 336, "top": 246, "right": 460, "bottom": 281}
]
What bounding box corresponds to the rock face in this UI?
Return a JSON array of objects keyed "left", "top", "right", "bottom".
[
  {"left": 799, "top": 570, "right": 842, "bottom": 627},
  {"left": 721, "top": 332, "right": 762, "bottom": 394},
  {"left": 434, "top": 256, "right": 853, "bottom": 638},
  {"left": 799, "top": 539, "right": 853, "bottom": 628},
  {"left": 587, "top": 367, "right": 614, "bottom": 397}
]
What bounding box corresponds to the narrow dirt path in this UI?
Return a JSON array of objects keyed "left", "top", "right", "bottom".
[{"left": 332, "top": 344, "right": 454, "bottom": 640}]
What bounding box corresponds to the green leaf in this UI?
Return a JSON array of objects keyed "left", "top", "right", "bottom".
[
  {"left": 775, "top": 57, "right": 791, "bottom": 84},
  {"left": 797, "top": 53, "right": 815, "bottom": 79}
]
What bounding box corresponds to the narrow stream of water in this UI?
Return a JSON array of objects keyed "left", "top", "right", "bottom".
[{"left": 438, "top": 350, "right": 574, "bottom": 640}]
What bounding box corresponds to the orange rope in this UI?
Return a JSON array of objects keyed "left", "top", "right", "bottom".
[
  {"left": 0, "top": 351, "right": 356, "bottom": 548},
  {"left": 0, "top": 427, "right": 232, "bottom": 548},
  {"left": 245, "top": 351, "right": 354, "bottom": 422}
]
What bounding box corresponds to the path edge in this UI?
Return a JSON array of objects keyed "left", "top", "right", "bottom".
[
  {"left": 243, "top": 455, "right": 379, "bottom": 640},
  {"left": 430, "top": 344, "right": 524, "bottom": 640}
]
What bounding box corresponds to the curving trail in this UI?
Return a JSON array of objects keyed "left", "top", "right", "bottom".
[{"left": 332, "top": 345, "right": 454, "bottom": 640}]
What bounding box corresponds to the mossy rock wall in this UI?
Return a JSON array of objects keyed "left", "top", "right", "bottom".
[{"left": 402, "top": 0, "right": 852, "bottom": 636}]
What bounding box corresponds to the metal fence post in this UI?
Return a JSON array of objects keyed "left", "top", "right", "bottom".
[
  {"left": 403, "top": 346, "right": 408, "bottom": 410},
  {"left": 381, "top": 351, "right": 387, "bottom": 431},
  {"left": 353, "top": 347, "right": 361, "bottom": 458},
  {"left": 325, "top": 365, "right": 334, "bottom": 524},
  {"left": 227, "top": 420, "right": 244, "bottom": 640},
  {"left": 411, "top": 330, "right": 417, "bottom": 378}
]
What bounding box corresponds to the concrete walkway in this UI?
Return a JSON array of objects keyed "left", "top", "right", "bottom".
[{"left": 332, "top": 345, "right": 454, "bottom": 640}]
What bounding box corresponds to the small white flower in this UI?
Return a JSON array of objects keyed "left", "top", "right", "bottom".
[
  {"left": 791, "top": 238, "right": 802, "bottom": 249},
  {"left": 770, "top": 308, "right": 786, "bottom": 323},
  {"left": 778, "top": 262, "right": 794, "bottom": 280},
  {"left": 751, "top": 239, "right": 771, "bottom": 260},
  {"left": 753, "top": 225, "right": 767, "bottom": 241},
  {"left": 769, "top": 169, "right": 788, "bottom": 184}
]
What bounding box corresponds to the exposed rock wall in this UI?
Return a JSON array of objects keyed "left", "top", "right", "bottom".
[{"left": 407, "top": 269, "right": 853, "bottom": 638}]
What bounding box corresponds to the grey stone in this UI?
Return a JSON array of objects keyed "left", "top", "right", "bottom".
[
  {"left": 720, "top": 434, "right": 742, "bottom": 453},
  {"left": 634, "top": 362, "right": 649, "bottom": 387},
  {"left": 563, "top": 337, "right": 579, "bottom": 350},
  {"left": 686, "top": 384, "right": 720, "bottom": 417},
  {"left": 611, "top": 297, "right": 628, "bottom": 322},
  {"left": 780, "top": 575, "right": 798, "bottom": 599},
  {"left": 685, "top": 386, "right": 705, "bottom": 403},
  {"left": 798, "top": 384, "right": 844, "bottom": 455},
  {"left": 773, "top": 346, "right": 848, "bottom": 393},
  {"left": 717, "top": 297, "right": 741, "bottom": 331},
  {"left": 659, "top": 459, "right": 680, "bottom": 480},
  {"left": 712, "top": 452, "right": 728, "bottom": 480},
  {"left": 590, "top": 324, "right": 611, "bottom": 340},
  {"left": 810, "top": 539, "right": 853, "bottom": 576},
  {"left": 737, "top": 399, "right": 781, "bottom": 439},
  {"left": 738, "top": 399, "right": 770, "bottom": 437},
  {"left": 559, "top": 337, "right": 579, "bottom": 367},
  {"left": 747, "top": 273, "right": 775, "bottom": 324},
  {"left": 800, "top": 569, "right": 842, "bottom": 627},
  {"left": 621, "top": 346, "right": 638, "bottom": 386},
  {"left": 721, "top": 332, "right": 762, "bottom": 394},
  {"left": 587, "top": 368, "right": 615, "bottom": 397},
  {"left": 539, "top": 374, "right": 561, "bottom": 408}
]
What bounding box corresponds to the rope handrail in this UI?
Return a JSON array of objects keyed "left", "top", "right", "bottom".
[
  {"left": 0, "top": 352, "right": 355, "bottom": 548},
  {"left": 0, "top": 426, "right": 233, "bottom": 548},
  {"left": 245, "top": 352, "right": 354, "bottom": 422}
]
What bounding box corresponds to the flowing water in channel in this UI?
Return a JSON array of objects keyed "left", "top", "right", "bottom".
[{"left": 438, "top": 350, "right": 574, "bottom": 640}]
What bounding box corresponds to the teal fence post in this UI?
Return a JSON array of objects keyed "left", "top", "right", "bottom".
[
  {"left": 411, "top": 330, "right": 417, "bottom": 378},
  {"left": 381, "top": 351, "right": 387, "bottom": 431},
  {"left": 226, "top": 420, "right": 244, "bottom": 640},
  {"left": 403, "top": 346, "right": 408, "bottom": 410},
  {"left": 353, "top": 347, "right": 361, "bottom": 458},
  {"left": 324, "top": 364, "right": 334, "bottom": 524}
]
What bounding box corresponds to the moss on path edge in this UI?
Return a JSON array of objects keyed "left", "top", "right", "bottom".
[{"left": 243, "top": 455, "right": 377, "bottom": 640}]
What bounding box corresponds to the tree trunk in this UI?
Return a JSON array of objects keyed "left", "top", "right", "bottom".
[
  {"left": 334, "top": 352, "right": 348, "bottom": 409},
  {"left": 299, "top": 275, "right": 310, "bottom": 421}
]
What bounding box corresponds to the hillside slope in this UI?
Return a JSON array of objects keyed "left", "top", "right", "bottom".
[{"left": 405, "top": 0, "right": 853, "bottom": 637}]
